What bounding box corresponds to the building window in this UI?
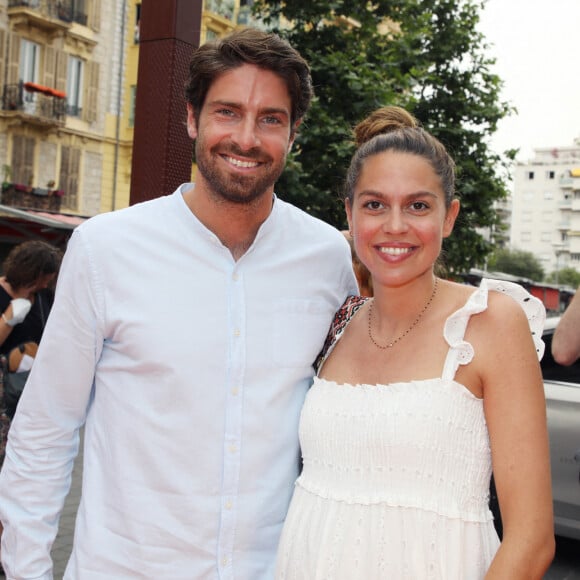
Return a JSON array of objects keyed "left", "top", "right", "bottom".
[
  {"left": 546, "top": 170, "right": 555, "bottom": 179},
  {"left": 571, "top": 253, "right": 580, "bottom": 262},
  {"left": 522, "top": 210, "right": 533, "bottom": 222},
  {"left": 72, "top": 0, "right": 88, "bottom": 26},
  {"left": 19, "top": 39, "right": 40, "bottom": 84},
  {"left": 134, "top": 4, "right": 141, "bottom": 44},
  {"left": 67, "top": 56, "right": 84, "bottom": 117},
  {"left": 526, "top": 171, "right": 535, "bottom": 180},
  {"left": 129, "top": 85, "right": 136, "bottom": 127},
  {"left": 238, "top": 0, "right": 253, "bottom": 24},
  {"left": 541, "top": 231, "right": 552, "bottom": 242},
  {"left": 523, "top": 191, "right": 534, "bottom": 200},
  {"left": 543, "top": 191, "right": 553, "bottom": 200},
  {"left": 521, "top": 231, "right": 532, "bottom": 242},
  {"left": 205, "top": 0, "right": 235, "bottom": 20},
  {"left": 19, "top": 39, "right": 40, "bottom": 112}
]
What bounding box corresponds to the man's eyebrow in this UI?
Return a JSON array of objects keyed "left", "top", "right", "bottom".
[{"left": 260, "top": 107, "right": 290, "bottom": 117}]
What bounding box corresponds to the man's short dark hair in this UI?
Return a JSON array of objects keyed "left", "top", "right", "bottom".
[{"left": 185, "top": 27, "right": 313, "bottom": 129}]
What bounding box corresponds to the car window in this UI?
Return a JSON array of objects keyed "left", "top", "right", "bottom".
[{"left": 541, "top": 330, "right": 580, "bottom": 384}]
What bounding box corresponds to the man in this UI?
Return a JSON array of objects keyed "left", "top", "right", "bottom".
[{"left": 0, "top": 28, "right": 357, "bottom": 579}]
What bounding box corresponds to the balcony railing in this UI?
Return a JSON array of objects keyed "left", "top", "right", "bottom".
[
  {"left": 8, "top": 0, "right": 87, "bottom": 26},
  {"left": 1, "top": 82, "right": 67, "bottom": 125},
  {"left": 1, "top": 183, "right": 64, "bottom": 212}
]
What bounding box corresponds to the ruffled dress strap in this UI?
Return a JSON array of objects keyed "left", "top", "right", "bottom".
[
  {"left": 314, "top": 295, "right": 368, "bottom": 374},
  {"left": 441, "top": 278, "right": 546, "bottom": 382}
]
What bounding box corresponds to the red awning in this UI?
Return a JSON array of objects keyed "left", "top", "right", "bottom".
[{"left": 23, "top": 82, "right": 67, "bottom": 99}]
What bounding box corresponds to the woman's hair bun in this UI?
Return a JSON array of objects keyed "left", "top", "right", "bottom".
[{"left": 353, "top": 105, "right": 419, "bottom": 147}]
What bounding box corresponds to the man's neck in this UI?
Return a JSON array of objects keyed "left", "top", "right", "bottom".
[{"left": 182, "top": 184, "right": 274, "bottom": 261}]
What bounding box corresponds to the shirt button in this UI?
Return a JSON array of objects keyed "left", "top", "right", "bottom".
[
  {"left": 229, "top": 443, "right": 237, "bottom": 453},
  {"left": 233, "top": 329, "right": 240, "bottom": 337},
  {"left": 221, "top": 556, "right": 228, "bottom": 567},
  {"left": 233, "top": 273, "right": 239, "bottom": 281},
  {"left": 225, "top": 500, "right": 233, "bottom": 510},
  {"left": 231, "top": 387, "right": 239, "bottom": 396}
]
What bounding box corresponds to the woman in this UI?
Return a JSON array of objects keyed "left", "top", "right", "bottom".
[{"left": 276, "top": 106, "right": 554, "bottom": 578}]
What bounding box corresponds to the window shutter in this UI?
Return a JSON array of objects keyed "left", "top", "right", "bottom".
[
  {"left": 83, "top": 61, "right": 99, "bottom": 123},
  {"left": 59, "top": 146, "right": 81, "bottom": 211},
  {"left": 0, "top": 29, "right": 6, "bottom": 90},
  {"left": 43, "top": 46, "right": 56, "bottom": 88},
  {"left": 7, "top": 33, "right": 20, "bottom": 85},
  {"left": 55, "top": 50, "right": 68, "bottom": 93},
  {"left": 11, "top": 135, "right": 35, "bottom": 186},
  {"left": 89, "top": 0, "right": 101, "bottom": 32}
]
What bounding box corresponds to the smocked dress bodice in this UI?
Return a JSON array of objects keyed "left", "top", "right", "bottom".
[{"left": 275, "top": 279, "right": 545, "bottom": 580}]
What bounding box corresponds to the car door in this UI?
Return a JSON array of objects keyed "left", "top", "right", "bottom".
[{"left": 541, "top": 327, "right": 580, "bottom": 540}]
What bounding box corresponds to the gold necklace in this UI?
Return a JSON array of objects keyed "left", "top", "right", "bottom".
[{"left": 367, "top": 278, "right": 439, "bottom": 349}]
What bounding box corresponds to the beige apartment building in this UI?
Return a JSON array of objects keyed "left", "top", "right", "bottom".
[{"left": 510, "top": 139, "right": 580, "bottom": 277}]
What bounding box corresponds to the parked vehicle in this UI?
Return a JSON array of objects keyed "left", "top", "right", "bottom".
[{"left": 541, "top": 317, "right": 580, "bottom": 540}]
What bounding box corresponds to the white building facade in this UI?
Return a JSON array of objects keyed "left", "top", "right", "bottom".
[{"left": 510, "top": 139, "right": 580, "bottom": 277}]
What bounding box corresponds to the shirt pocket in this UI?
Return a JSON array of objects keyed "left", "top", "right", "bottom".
[{"left": 271, "top": 298, "right": 334, "bottom": 368}]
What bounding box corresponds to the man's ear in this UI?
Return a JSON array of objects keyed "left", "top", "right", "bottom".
[
  {"left": 288, "top": 119, "right": 302, "bottom": 152},
  {"left": 186, "top": 103, "right": 198, "bottom": 140}
]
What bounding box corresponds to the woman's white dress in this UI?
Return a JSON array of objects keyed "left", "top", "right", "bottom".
[{"left": 275, "top": 279, "right": 545, "bottom": 580}]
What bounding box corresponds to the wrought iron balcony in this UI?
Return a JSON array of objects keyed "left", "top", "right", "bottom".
[
  {"left": 8, "top": 0, "right": 87, "bottom": 27},
  {"left": 1, "top": 82, "right": 67, "bottom": 126},
  {"left": 1, "top": 183, "right": 64, "bottom": 212}
]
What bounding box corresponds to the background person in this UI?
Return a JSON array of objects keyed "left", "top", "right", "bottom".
[
  {"left": 0, "top": 28, "right": 357, "bottom": 579},
  {"left": 0, "top": 240, "right": 61, "bottom": 577},
  {"left": 0, "top": 240, "right": 62, "bottom": 421},
  {"left": 276, "top": 106, "right": 554, "bottom": 579},
  {"left": 551, "top": 288, "right": 580, "bottom": 365}
]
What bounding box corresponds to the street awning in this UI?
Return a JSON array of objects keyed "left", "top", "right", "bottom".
[
  {"left": 0, "top": 204, "right": 88, "bottom": 246},
  {"left": 0, "top": 204, "right": 86, "bottom": 229}
]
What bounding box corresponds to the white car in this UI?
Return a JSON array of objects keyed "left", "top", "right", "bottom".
[{"left": 541, "top": 317, "right": 580, "bottom": 540}]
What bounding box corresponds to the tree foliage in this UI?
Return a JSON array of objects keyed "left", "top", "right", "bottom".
[
  {"left": 252, "top": 0, "right": 514, "bottom": 276},
  {"left": 545, "top": 267, "right": 580, "bottom": 289},
  {"left": 488, "top": 248, "right": 545, "bottom": 282}
]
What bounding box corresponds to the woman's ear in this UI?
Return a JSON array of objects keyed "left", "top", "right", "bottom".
[{"left": 443, "top": 199, "right": 460, "bottom": 238}]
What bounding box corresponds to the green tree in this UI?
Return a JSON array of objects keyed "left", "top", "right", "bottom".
[
  {"left": 253, "top": 0, "right": 514, "bottom": 276},
  {"left": 546, "top": 267, "right": 580, "bottom": 288},
  {"left": 488, "top": 248, "right": 545, "bottom": 282}
]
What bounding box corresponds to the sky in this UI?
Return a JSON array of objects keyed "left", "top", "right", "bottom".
[{"left": 478, "top": 0, "right": 580, "bottom": 162}]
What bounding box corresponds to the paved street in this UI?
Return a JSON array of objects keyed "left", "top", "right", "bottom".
[
  {"left": 49, "top": 439, "right": 580, "bottom": 578},
  {"left": 51, "top": 435, "right": 83, "bottom": 579}
]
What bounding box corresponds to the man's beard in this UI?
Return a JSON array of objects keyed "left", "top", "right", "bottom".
[{"left": 195, "top": 141, "right": 287, "bottom": 205}]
